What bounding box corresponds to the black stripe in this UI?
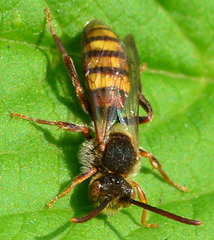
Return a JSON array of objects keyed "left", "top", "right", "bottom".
[
  {"left": 86, "top": 27, "right": 110, "bottom": 34},
  {"left": 83, "top": 50, "right": 126, "bottom": 59},
  {"left": 91, "top": 86, "right": 126, "bottom": 94},
  {"left": 87, "top": 67, "right": 129, "bottom": 76},
  {"left": 92, "top": 86, "right": 124, "bottom": 91},
  {"left": 86, "top": 36, "right": 119, "bottom": 43}
]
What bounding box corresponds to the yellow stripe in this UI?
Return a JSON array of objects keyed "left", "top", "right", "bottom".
[
  {"left": 85, "top": 56, "right": 129, "bottom": 71},
  {"left": 86, "top": 73, "right": 130, "bottom": 92},
  {"left": 87, "top": 29, "right": 117, "bottom": 38},
  {"left": 83, "top": 40, "right": 123, "bottom": 53}
]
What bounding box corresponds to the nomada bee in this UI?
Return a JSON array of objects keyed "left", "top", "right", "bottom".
[{"left": 11, "top": 9, "right": 202, "bottom": 226}]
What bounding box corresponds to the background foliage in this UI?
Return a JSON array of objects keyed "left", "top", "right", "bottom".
[{"left": 0, "top": 0, "right": 214, "bottom": 239}]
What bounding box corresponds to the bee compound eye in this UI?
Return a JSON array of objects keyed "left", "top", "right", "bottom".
[
  {"left": 130, "top": 188, "right": 136, "bottom": 200},
  {"left": 89, "top": 180, "right": 101, "bottom": 203}
]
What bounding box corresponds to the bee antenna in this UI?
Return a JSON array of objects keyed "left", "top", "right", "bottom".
[
  {"left": 70, "top": 197, "right": 111, "bottom": 223},
  {"left": 129, "top": 198, "right": 202, "bottom": 226}
]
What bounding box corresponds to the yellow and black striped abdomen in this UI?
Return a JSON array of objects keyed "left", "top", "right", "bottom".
[{"left": 81, "top": 20, "right": 130, "bottom": 109}]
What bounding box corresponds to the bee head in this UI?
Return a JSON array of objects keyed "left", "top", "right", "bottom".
[
  {"left": 89, "top": 173, "right": 135, "bottom": 212},
  {"left": 71, "top": 173, "right": 202, "bottom": 226}
]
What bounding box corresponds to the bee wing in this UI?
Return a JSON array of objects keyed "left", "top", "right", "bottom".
[
  {"left": 82, "top": 20, "right": 131, "bottom": 144},
  {"left": 119, "top": 34, "right": 141, "bottom": 148},
  {"left": 82, "top": 20, "right": 140, "bottom": 147}
]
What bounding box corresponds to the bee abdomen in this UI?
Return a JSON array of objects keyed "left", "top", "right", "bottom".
[{"left": 81, "top": 20, "right": 130, "bottom": 94}]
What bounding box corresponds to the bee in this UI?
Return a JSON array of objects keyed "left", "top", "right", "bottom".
[{"left": 11, "top": 9, "right": 202, "bottom": 227}]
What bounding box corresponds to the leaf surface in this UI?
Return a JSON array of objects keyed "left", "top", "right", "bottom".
[{"left": 1, "top": 0, "right": 213, "bottom": 239}]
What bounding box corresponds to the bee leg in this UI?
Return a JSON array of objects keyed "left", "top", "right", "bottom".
[
  {"left": 10, "top": 113, "right": 92, "bottom": 139},
  {"left": 132, "top": 181, "right": 158, "bottom": 227},
  {"left": 139, "top": 149, "right": 188, "bottom": 192},
  {"left": 47, "top": 167, "right": 97, "bottom": 208},
  {"left": 45, "top": 9, "right": 90, "bottom": 114},
  {"left": 139, "top": 94, "right": 153, "bottom": 124}
]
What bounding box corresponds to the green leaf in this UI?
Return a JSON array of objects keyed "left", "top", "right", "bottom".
[{"left": 1, "top": 0, "right": 213, "bottom": 239}]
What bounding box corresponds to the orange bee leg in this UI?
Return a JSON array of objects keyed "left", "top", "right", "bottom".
[
  {"left": 138, "top": 94, "right": 153, "bottom": 124},
  {"left": 47, "top": 167, "right": 97, "bottom": 208},
  {"left": 132, "top": 181, "right": 158, "bottom": 227},
  {"left": 45, "top": 9, "right": 90, "bottom": 114},
  {"left": 139, "top": 149, "right": 188, "bottom": 192},
  {"left": 10, "top": 113, "right": 91, "bottom": 139}
]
